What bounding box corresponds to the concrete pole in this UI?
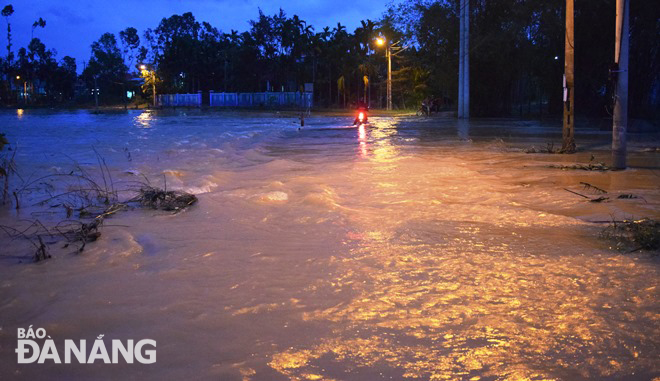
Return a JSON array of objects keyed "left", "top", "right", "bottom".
[
  {"left": 612, "top": 0, "right": 629, "bottom": 169},
  {"left": 463, "top": 0, "right": 470, "bottom": 118},
  {"left": 561, "top": 0, "right": 576, "bottom": 153},
  {"left": 387, "top": 46, "right": 392, "bottom": 111},
  {"left": 151, "top": 71, "right": 157, "bottom": 108},
  {"left": 94, "top": 76, "right": 99, "bottom": 111},
  {"left": 458, "top": 0, "right": 464, "bottom": 118}
]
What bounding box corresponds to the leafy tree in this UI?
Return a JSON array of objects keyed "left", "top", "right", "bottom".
[
  {"left": 119, "top": 27, "right": 140, "bottom": 70},
  {"left": 52, "top": 56, "right": 77, "bottom": 101},
  {"left": 82, "top": 33, "right": 128, "bottom": 103}
]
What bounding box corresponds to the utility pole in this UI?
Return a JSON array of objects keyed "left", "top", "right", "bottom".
[
  {"left": 561, "top": 0, "right": 576, "bottom": 153},
  {"left": 94, "top": 76, "right": 99, "bottom": 111},
  {"left": 458, "top": 0, "right": 464, "bottom": 118},
  {"left": 458, "top": 0, "right": 470, "bottom": 119},
  {"left": 151, "top": 70, "right": 157, "bottom": 108},
  {"left": 386, "top": 44, "right": 392, "bottom": 111},
  {"left": 463, "top": 0, "right": 469, "bottom": 118},
  {"left": 612, "top": 0, "right": 629, "bottom": 169}
]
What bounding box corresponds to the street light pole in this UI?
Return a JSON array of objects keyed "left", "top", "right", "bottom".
[
  {"left": 376, "top": 37, "right": 393, "bottom": 111},
  {"left": 386, "top": 44, "right": 392, "bottom": 111},
  {"left": 151, "top": 70, "right": 157, "bottom": 108}
]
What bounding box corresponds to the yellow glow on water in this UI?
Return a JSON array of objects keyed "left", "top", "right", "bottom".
[
  {"left": 265, "top": 143, "right": 659, "bottom": 380},
  {"left": 370, "top": 124, "right": 399, "bottom": 164},
  {"left": 135, "top": 111, "right": 153, "bottom": 128},
  {"left": 16, "top": 109, "right": 24, "bottom": 118},
  {"left": 358, "top": 124, "right": 368, "bottom": 158}
]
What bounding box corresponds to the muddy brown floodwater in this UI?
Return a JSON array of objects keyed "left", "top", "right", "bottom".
[{"left": 0, "top": 110, "right": 658, "bottom": 380}]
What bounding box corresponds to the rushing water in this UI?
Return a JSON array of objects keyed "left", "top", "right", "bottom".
[{"left": 0, "top": 110, "right": 658, "bottom": 380}]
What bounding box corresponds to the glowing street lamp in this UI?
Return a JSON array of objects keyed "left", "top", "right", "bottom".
[{"left": 375, "top": 37, "right": 392, "bottom": 111}]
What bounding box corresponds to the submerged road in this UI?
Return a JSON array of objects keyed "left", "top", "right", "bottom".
[{"left": 0, "top": 110, "right": 658, "bottom": 380}]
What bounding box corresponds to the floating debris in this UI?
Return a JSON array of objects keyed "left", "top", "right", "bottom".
[
  {"left": 130, "top": 186, "right": 198, "bottom": 212},
  {"left": 549, "top": 162, "right": 610, "bottom": 171},
  {"left": 580, "top": 182, "right": 607, "bottom": 194},
  {"left": 525, "top": 142, "right": 558, "bottom": 154},
  {"left": 617, "top": 194, "right": 646, "bottom": 202},
  {"left": 564, "top": 188, "right": 609, "bottom": 202},
  {"left": 564, "top": 183, "right": 644, "bottom": 203}
]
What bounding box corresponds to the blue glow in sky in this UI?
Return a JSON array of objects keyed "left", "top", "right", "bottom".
[{"left": 6, "top": 0, "right": 386, "bottom": 70}]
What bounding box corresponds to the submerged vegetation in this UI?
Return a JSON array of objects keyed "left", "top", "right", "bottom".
[
  {"left": 0, "top": 152, "right": 197, "bottom": 262},
  {"left": 559, "top": 181, "right": 658, "bottom": 254},
  {"left": 601, "top": 219, "right": 660, "bottom": 254},
  {"left": 129, "top": 185, "right": 198, "bottom": 212}
]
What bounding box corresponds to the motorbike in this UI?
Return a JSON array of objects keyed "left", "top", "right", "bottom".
[{"left": 353, "top": 109, "right": 369, "bottom": 126}]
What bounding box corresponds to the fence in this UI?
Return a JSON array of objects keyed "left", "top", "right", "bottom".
[
  {"left": 210, "top": 91, "right": 312, "bottom": 108},
  {"left": 157, "top": 93, "right": 202, "bottom": 107},
  {"left": 157, "top": 91, "right": 313, "bottom": 108}
]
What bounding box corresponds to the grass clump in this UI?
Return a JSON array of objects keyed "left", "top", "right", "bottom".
[
  {"left": 130, "top": 185, "right": 197, "bottom": 212},
  {"left": 601, "top": 218, "right": 660, "bottom": 254}
]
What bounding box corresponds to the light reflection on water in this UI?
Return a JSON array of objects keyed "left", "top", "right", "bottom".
[
  {"left": 134, "top": 110, "right": 153, "bottom": 128},
  {"left": 263, "top": 117, "right": 659, "bottom": 380}
]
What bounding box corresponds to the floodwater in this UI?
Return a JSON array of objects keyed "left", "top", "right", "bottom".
[{"left": 0, "top": 110, "right": 658, "bottom": 380}]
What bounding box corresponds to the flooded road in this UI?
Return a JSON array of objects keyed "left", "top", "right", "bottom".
[{"left": 0, "top": 110, "right": 658, "bottom": 380}]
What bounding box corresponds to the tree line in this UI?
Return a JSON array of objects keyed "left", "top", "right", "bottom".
[{"left": 0, "top": 1, "right": 658, "bottom": 117}]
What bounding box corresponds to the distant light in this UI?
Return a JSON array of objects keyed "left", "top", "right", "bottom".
[
  {"left": 15, "top": 75, "right": 20, "bottom": 80},
  {"left": 140, "top": 64, "right": 147, "bottom": 70},
  {"left": 375, "top": 37, "right": 385, "bottom": 46},
  {"left": 554, "top": 56, "right": 559, "bottom": 60}
]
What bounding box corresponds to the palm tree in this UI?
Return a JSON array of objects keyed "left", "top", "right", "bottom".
[{"left": 2, "top": 4, "right": 14, "bottom": 62}]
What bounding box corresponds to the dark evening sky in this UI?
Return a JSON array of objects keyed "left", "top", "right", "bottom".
[{"left": 6, "top": 0, "right": 386, "bottom": 71}]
